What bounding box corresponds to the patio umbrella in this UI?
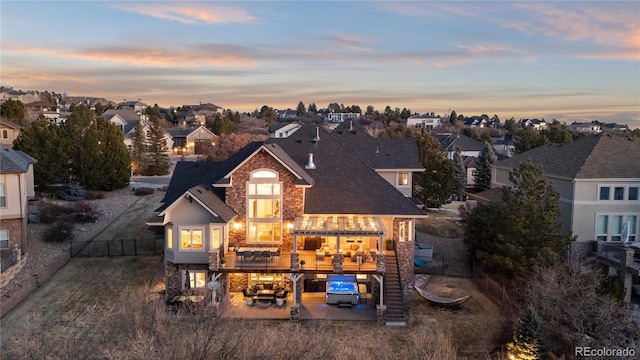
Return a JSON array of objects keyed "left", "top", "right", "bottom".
[
  {"left": 622, "top": 221, "right": 630, "bottom": 247},
  {"left": 185, "top": 270, "right": 191, "bottom": 289}
]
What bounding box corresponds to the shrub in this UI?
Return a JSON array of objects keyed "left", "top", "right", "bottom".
[
  {"left": 134, "top": 187, "right": 155, "bottom": 196},
  {"left": 39, "top": 202, "right": 68, "bottom": 224},
  {"left": 69, "top": 201, "right": 99, "bottom": 223},
  {"left": 43, "top": 221, "right": 75, "bottom": 243},
  {"left": 57, "top": 182, "right": 86, "bottom": 201}
]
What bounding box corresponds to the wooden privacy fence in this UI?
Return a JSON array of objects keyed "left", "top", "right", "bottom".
[
  {"left": 1, "top": 254, "right": 70, "bottom": 318},
  {"left": 472, "top": 263, "right": 520, "bottom": 320},
  {"left": 70, "top": 238, "right": 164, "bottom": 257}
]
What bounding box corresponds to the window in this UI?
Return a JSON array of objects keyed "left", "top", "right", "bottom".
[
  {"left": 180, "top": 228, "right": 203, "bottom": 251},
  {"left": 399, "top": 221, "right": 406, "bottom": 242},
  {"left": 397, "top": 172, "right": 409, "bottom": 187},
  {"left": 166, "top": 227, "right": 173, "bottom": 249},
  {"left": 211, "top": 227, "right": 220, "bottom": 249},
  {"left": 596, "top": 214, "right": 639, "bottom": 241},
  {"left": 247, "top": 170, "right": 282, "bottom": 243},
  {"left": 629, "top": 187, "right": 638, "bottom": 201},
  {"left": 614, "top": 187, "right": 625, "bottom": 200},
  {"left": 183, "top": 270, "right": 206, "bottom": 289},
  {"left": 1, "top": 130, "right": 8, "bottom": 139},
  {"left": 599, "top": 187, "right": 610, "bottom": 200},
  {"left": 0, "top": 184, "right": 5, "bottom": 207},
  {"left": 408, "top": 220, "right": 414, "bottom": 242},
  {"left": 0, "top": 230, "right": 8, "bottom": 250}
]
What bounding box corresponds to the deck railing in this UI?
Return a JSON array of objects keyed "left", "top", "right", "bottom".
[{"left": 222, "top": 250, "right": 377, "bottom": 272}]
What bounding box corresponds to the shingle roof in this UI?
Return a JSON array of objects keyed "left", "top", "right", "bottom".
[
  {"left": 0, "top": 144, "right": 37, "bottom": 173},
  {"left": 186, "top": 185, "right": 237, "bottom": 223},
  {"left": 267, "top": 125, "right": 425, "bottom": 216},
  {"left": 435, "top": 133, "right": 485, "bottom": 152},
  {"left": 330, "top": 121, "right": 423, "bottom": 170},
  {"left": 101, "top": 108, "right": 140, "bottom": 122},
  {"left": 0, "top": 119, "right": 22, "bottom": 129},
  {"left": 166, "top": 128, "right": 196, "bottom": 138},
  {"left": 495, "top": 133, "right": 640, "bottom": 179}
]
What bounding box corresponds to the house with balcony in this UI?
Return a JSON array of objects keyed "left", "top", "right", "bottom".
[
  {"left": 492, "top": 133, "right": 640, "bottom": 302},
  {"left": 407, "top": 113, "right": 441, "bottom": 129},
  {"left": 0, "top": 144, "right": 37, "bottom": 254},
  {"left": 155, "top": 124, "right": 426, "bottom": 323}
]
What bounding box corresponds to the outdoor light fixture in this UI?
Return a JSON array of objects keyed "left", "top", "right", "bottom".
[{"left": 233, "top": 222, "right": 242, "bottom": 230}]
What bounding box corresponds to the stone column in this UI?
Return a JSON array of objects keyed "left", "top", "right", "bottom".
[
  {"left": 376, "top": 305, "right": 387, "bottom": 323},
  {"left": 291, "top": 252, "right": 300, "bottom": 271},
  {"left": 12, "top": 244, "right": 21, "bottom": 263},
  {"left": 333, "top": 253, "right": 344, "bottom": 273},
  {"left": 290, "top": 304, "right": 300, "bottom": 321},
  {"left": 209, "top": 249, "right": 221, "bottom": 271},
  {"left": 620, "top": 246, "right": 634, "bottom": 304},
  {"left": 376, "top": 252, "right": 386, "bottom": 273}
]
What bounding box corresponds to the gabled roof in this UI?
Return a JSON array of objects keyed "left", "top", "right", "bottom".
[
  {"left": 330, "top": 121, "right": 423, "bottom": 170},
  {"left": 463, "top": 156, "right": 478, "bottom": 168},
  {"left": 435, "top": 133, "right": 485, "bottom": 152},
  {"left": 101, "top": 108, "right": 140, "bottom": 122},
  {"left": 0, "top": 144, "right": 37, "bottom": 173},
  {"left": 0, "top": 119, "right": 22, "bottom": 129},
  {"left": 159, "top": 185, "right": 237, "bottom": 223},
  {"left": 495, "top": 133, "right": 640, "bottom": 179},
  {"left": 166, "top": 126, "right": 215, "bottom": 139}
]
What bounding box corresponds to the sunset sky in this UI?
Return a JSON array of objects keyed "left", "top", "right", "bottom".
[{"left": 1, "top": 1, "right": 639, "bottom": 128}]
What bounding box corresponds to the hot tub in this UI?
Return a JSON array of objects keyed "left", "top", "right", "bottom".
[{"left": 326, "top": 275, "right": 359, "bottom": 305}]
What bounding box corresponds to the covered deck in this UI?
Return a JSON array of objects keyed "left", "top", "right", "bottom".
[{"left": 221, "top": 249, "right": 378, "bottom": 273}]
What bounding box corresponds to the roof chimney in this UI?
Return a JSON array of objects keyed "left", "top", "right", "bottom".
[
  {"left": 305, "top": 153, "right": 316, "bottom": 169},
  {"left": 313, "top": 127, "right": 321, "bottom": 141}
]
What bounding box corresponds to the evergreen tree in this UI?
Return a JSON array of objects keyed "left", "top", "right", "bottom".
[
  {"left": 0, "top": 99, "right": 26, "bottom": 124},
  {"left": 94, "top": 117, "right": 131, "bottom": 190},
  {"left": 513, "top": 127, "right": 550, "bottom": 154},
  {"left": 462, "top": 128, "right": 480, "bottom": 141},
  {"left": 474, "top": 141, "right": 496, "bottom": 190},
  {"left": 131, "top": 120, "right": 147, "bottom": 175},
  {"left": 13, "top": 117, "right": 67, "bottom": 189},
  {"left": 452, "top": 148, "right": 466, "bottom": 195},
  {"left": 296, "top": 101, "right": 306, "bottom": 116},
  {"left": 463, "top": 160, "right": 573, "bottom": 281},
  {"left": 145, "top": 116, "right": 171, "bottom": 175},
  {"left": 307, "top": 102, "right": 317, "bottom": 113},
  {"left": 449, "top": 110, "right": 458, "bottom": 125},
  {"left": 414, "top": 131, "right": 455, "bottom": 207},
  {"left": 507, "top": 307, "right": 545, "bottom": 360}
]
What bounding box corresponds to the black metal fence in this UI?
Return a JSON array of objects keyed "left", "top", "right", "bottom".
[
  {"left": 70, "top": 238, "right": 164, "bottom": 257},
  {"left": 414, "top": 256, "right": 472, "bottom": 277}
]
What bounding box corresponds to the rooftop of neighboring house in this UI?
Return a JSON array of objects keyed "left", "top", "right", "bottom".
[
  {"left": 166, "top": 126, "right": 212, "bottom": 138},
  {"left": 102, "top": 108, "right": 141, "bottom": 122},
  {"left": 160, "top": 124, "right": 425, "bottom": 217},
  {"left": 496, "top": 133, "right": 640, "bottom": 179},
  {"left": 408, "top": 113, "right": 439, "bottom": 119},
  {"left": 0, "top": 143, "right": 37, "bottom": 173},
  {"left": 435, "top": 133, "right": 485, "bottom": 152},
  {"left": 0, "top": 119, "right": 22, "bottom": 129}
]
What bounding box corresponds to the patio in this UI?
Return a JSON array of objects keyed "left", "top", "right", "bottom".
[
  {"left": 220, "top": 292, "right": 376, "bottom": 320},
  {"left": 221, "top": 250, "right": 378, "bottom": 272}
]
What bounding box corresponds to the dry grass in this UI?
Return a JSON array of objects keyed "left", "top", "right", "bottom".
[
  {"left": 0, "top": 255, "right": 507, "bottom": 359},
  {"left": 416, "top": 209, "right": 465, "bottom": 238}
]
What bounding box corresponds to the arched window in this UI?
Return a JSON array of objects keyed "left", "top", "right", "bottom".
[{"left": 246, "top": 169, "right": 282, "bottom": 243}]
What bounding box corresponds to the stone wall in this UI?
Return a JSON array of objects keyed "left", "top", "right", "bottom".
[
  {"left": 225, "top": 149, "right": 304, "bottom": 249},
  {"left": 164, "top": 261, "right": 211, "bottom": 300}
]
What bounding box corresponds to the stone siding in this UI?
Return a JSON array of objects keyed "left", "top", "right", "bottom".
[
  {"left": 225, "top": 149, "right": 304, "bottom": 250},
  {"left": 165, "top": 261, "right": 211, "bottom": 300},
  {"left": 392, "top": 218, "right": 415, "bottom": 299},
  {"left": 0, "top": 218, "right": 26, "bottom": 255}
]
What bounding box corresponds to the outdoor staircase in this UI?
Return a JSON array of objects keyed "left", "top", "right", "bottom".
[{"left": 384, "top": 252, "right": 406, "bottom": 326}]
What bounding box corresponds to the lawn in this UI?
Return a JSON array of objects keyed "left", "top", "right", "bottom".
[{"left": 416, "top": 209, "right": 465, "bottom": 238}]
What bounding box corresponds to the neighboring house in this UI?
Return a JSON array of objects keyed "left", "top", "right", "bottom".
[
  {"left": 492, "top": 137, "right": 515, "bottom": 158},
  {"left": 154, "top": 123, "right": 426, "bottom": 323},
  {"left": 0, "top": 87, "right": 40, "bottom": 105},
  {"left": 407, "top": 113, "right": 441, "bottom": 129},
  {"left": 463, "top": 115, "right": 493, "bottom": 128},
  {"left": 103, "top": 110, "right": 174, "bottom": 152},
  {"left": 0, "top": 120, "right": 22, "bottom": 147},
  {"left": 602, "top": 123, "right": 629, "bottom": 132},
  {"left": 276, "top": 109, "right": 297, "bottom": 120},
  {"left": 166, "top": 126, "right": 217, "bottom": 155},
  {"left": 269, "top": 123, "right": 302, "bottom": 139},
  {"left": 59, "top": 96, "right": 114, "bottom": 111},
  {"left": 435, "top": 133, "right": 485, "bottom": 160},
  {"left": 174, "top": 109, "right": 206, "bottom": 128},
  {"left": 463, "top": 156, "right": 478, "bottom": 187},
  {"left": 0, "top": 144, "right": 37, "bottom": 253},
  {"left": 518, "top": 118, "right": 548, "bottom": 130},
  {"left": 118, "top": 99, "right": 148, "bottom": 114},
  {"left": 493, "top": 133, "right": 640, "bottom": 251},
  {"left": 40, "top": 109, "right": 71, "bottom": 125},
  {"left": 569, "top": 122, "right": 602, "bottom": 134},
  {"left": 326, "top": 112, "right": 360, "bottom": 123}
]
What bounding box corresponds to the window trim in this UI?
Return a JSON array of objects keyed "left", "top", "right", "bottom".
[
  {"left": 396, "top": 172, "right": 410, "bottom": 188},
  {"left": 598, "top": 185, "right": 639, "bottom": 202},
  {"left": 0, "top": 229, "right": 9, "bottom": 250},
  {"left": 178, "top": 226, "right": 205, "bottom": 252},
  {"left": 183, "top": 270, "right": 207, "bottom": 290},
  {"left": 246, "top": 169, "right": 282, "bottom": 244},
  {"left": 595, "top": 213, "right": 639, "bottom": 242},
  {"left": 0, "top": 184, "right": 6, "bottom": 208}
]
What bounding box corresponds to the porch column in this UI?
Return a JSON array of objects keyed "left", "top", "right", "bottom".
[
  {"left": 620, "top": 246, "right": 634, "bottom": 304},
  {"left": 293, "top": 234, "right": 298, "bottom": 253},
  {"left": 287, "top": 273, "right": 304, "bottom": 321},
  {"left": 209, "top": 273, "right": 222, "bottom": 306},
  {"left": 209, "top": 249, "right": 221, "bottom": 271},
  {"left": 378, "top": 234, "right": 383, "bottom": 253},
  {"left": 336, "top": 234, "right": 341, "bottom": 252},
  {"left": 373, "top": 274, "right": 386, "bottom": 323}
]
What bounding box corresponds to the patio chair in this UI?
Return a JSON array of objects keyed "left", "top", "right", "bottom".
[
  {"left": 243, "top": 251, "right": 253, "bottom": 264},
  {"left": 262, "top": 251, "right": 272, "bottom": 264}
]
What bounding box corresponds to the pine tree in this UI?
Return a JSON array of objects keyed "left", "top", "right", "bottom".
[
  {"left": 414, "top": 131, "right": 455, "bottom": 208},
  {"left": 452, "top": 148, "right": 466, "bottom": 196},
  {"left": 474, "top": 141, "right": 496, "bottom": 190},
  {"left": 296, "top": 101, "right": 306, "bottom": 116},
  {"left": 131, "top": 120, "right": 147, "bottom": 175},
  {"left": 145, "top": 115, "right": 171, "bottom": 176},
  {"left": 94, "top": 117, "right": 131, "bottom": 190},
  {"left": 507, "top": 307, "right": 545, "bottom": 360}
]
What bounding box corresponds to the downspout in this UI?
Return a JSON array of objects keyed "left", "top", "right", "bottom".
[{"left": 19, "top": 173, "right": 24, "bottom": 250}]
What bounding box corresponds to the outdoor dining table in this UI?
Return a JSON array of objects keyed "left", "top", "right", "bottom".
[
  {"left": 253, "top": 289, "right": 276, "bottom": 303},
  {"left": 236, "top": 247, "right": 279, "bottom": 255}
]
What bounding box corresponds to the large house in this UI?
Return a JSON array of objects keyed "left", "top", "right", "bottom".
[
  {"left": 102, "top": 109, "right": 174, "bottom": 153},
  {"left": 493, "top": 133, "right": 640, "bottom": 253},
  {"left": 407, "top": 113, "right": 441, "bottom": 129},
  {"left": 155, "top": 123, "right": 426, "bottom": 323},
  {"left": 166, "top": 126, "right": 217, "bottom": 156},
  {"left": 0, "top": 144, "right": 37, "bottom": 253}
]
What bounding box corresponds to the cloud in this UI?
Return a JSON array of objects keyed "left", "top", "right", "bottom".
[
  {"left": 505, "top": 2, "right": 639, "bottom": 60},
  {"left": 111, "top": 2, "right": 256, "bottom": 24},
  {"left": 318, "top": 34, "right": 372, "bottom": 52}
]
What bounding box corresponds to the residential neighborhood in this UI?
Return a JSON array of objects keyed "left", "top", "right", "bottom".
[{"left": 1, "top": 86, "right": 639, "bottom": 358}]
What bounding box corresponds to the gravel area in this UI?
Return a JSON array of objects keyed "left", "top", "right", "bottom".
[{"left": 1, "top": 187, "right": 140, "bottom": 297}]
